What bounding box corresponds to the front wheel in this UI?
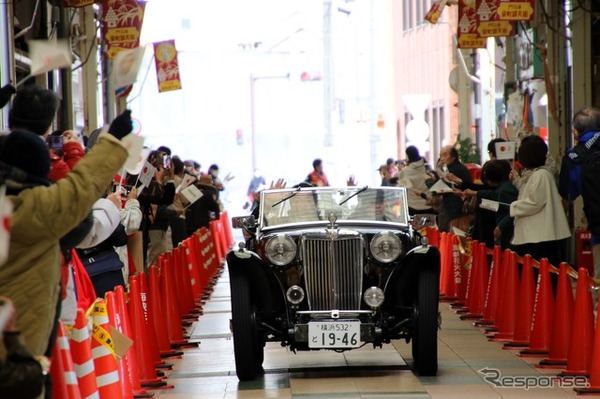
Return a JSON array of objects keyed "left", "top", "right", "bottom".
[
  {"left": 412, "top": 268, "right": 439, "bottom": 376},
  {"left": 230, "top": 273, "right": 263, "bottom": 381}
]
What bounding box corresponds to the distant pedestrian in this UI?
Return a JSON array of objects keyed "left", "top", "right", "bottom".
[{"left": 305, "top": 158, "right": 329, "bottom": 187}]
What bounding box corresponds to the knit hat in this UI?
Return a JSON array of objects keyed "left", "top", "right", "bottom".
[
  {"left": 0, "top": 130, "right": 51, "bottom": 187},
  {"left": 405, "top": 145, "right": 421, "bottom": 163},
  {"left": 8, "top": 85, "right": 59, "bottom": 135}
]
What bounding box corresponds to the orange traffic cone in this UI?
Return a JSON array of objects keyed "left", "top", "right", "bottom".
[
  {"left": 451, "top": 238, "right": 477, "bottom": 310},
  {"left": 127, "top": 275, "right": 168, "bottom": 388},
  {"left": 574, "top": 273, "right": 600, "bottom": 393},
  {"left": 503, "top": 254, "right": 535, "bottom": 348},
  {"left": 160, "top": 256, "right": 196, "bottom": 348},
  {"left": 489, "top": 251, "right": 519, "bottom": 342},
  {"left": 69, "top": 309, "right": 99, "bottom": 399},
  {"left": 519, "top": 258, "right": 554, "bottom": 357},
  {"left": 51, "top": 321, "right": 82, "bottom": 399},
  {"left": 182, "top": 238, "right": 202, "bottom": 299},
  {"left": 113, "top": 285, "right": 155, "bottom": 398},
  {"left": 91, "top": 299, "right": 123, "bottom": 399},
  {"left": 105, "top": 291, "right": 134, "bottom": 399},
  {"left": 538, "top": 262, "right": 574, "bottom": 368},
  {"left": 460, "top": 242, "right": 488, "bottom": 320},
  {"left": 438, "top": 232, "right": 449, "bottom": 298},
  {"left": 475, "top": 245, "right": 503, "bottom": 327},
  {"left": 559, "top": 267, "right": 594, "bottom": 377}
]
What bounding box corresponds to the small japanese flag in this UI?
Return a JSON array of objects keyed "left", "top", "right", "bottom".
[
  {"left": 176, "top": 173, "right": 197, "bottom": 194},
  {"left": 138, "top": 162, "right": 155, "bottom": 188},
  {"left": 0, "top": 186, "right": 13, "bottom": 266},
  {"left": 180, "top": 184, "right": 203, "bottom": 205},
  {"left": 495, "top": 141, "right": 516, "bottom": 160},
  {"left": 28, "top": 39, "right": 72, "bottom": 76}
]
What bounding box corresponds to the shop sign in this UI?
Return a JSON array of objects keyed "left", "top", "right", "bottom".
[
  {"left": 497, "top": 0, "right": 534, "bottom": 21},
  {"left": 102, "top": 0, "right": 146, "bottom": 59},
  {"left": 457, "top": 0, "right": 486, "bottom": 49},
  {"left": 476, "top": 0, "right": 513, "bottom": 37}
]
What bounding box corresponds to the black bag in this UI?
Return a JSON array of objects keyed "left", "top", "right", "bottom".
[
  {"left": 576, "top": 134, "right": 600, "bottom": 236},
  {"left": 79, "top": 250, "right": 124, "bottom": 277},
  {"left": 78, "top": 249, "right": 125, "bottom": 297}
]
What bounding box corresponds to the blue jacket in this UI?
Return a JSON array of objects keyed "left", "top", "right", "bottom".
[{"left": 558, "top": 131, "right": 600, "bottom": 202}]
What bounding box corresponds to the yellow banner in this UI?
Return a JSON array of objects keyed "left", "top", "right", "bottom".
[{"left": 497, "top": 2, "right": 534, "bottom": 20}]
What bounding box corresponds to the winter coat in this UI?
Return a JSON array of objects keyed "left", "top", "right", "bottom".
[
  {"left": 0, "top": 133, "right": 127, "bottom": 358},
  {"left": 397, "top": 159, "right": 430, "bottom": 211},
  {"left": 510, "top": 166, "right": 570, "bottom": 245}
]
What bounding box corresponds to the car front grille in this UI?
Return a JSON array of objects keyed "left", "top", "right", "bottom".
[{"left": 301, "top": 235, "right": 364, "bottom": 311}]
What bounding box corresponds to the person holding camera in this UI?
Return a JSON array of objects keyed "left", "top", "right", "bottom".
[{"left": 0, "top": 297, "right": 47, "bottom": 399}]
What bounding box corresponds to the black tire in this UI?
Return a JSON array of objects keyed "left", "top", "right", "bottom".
[
  {"left": 231, "top": 273, "right": 262, "bottom": 381},
  {"left": 412, "top": 268, "right": 439, "bottom": 376}
]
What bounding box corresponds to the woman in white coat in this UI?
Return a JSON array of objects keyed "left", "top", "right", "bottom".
[
  {"left": 396, "top": 146, "right": 435, "bottom": 215},
  {"left": 509, "top": 135, "right": 570, "bottom": 267}
]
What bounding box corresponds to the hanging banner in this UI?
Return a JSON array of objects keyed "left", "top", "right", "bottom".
[
  {"left": 476, "top": 0, "right": 514, "bottom": 37},
  {"left": 102, "top": 0, "right": 146, "bottom": 59},
  {"left": 425, "top": 0, "right": 448, "bottom": 25},
  {"left": 457, "top": 0, "right": 486, "bottom": 49},
  {"left": 63, "top": 0, "right": 95, "bottom": 7},
  {"left": 496, "top": 0, "right": 535, "bottom": 21},
  {"left": 153, "top": 40, "right": 182, "bottom": 93}
]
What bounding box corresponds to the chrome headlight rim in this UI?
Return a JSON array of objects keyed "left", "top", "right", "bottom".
[
  {"left": 369, "top": 232, "right": 402, "bottom": 263},
  {"left": 363, "top": 286, "right": 385, "bottom": 308},
  {"left": 286, "top": 285, "right": 305, "bottom": 305},
  {"left": 265, "top": 234, "right": 297, "bottom": 266}
]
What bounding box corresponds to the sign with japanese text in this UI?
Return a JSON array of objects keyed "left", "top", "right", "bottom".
[
  {"left": 457, "top": 0, "right": 486, "bottom": 49},
  {"left": 102, "top": 0, "right": 146, "bottom": 59},
  {"left": 497, "top": 0, "right": 534, "bottom": 21},
  {"left": 476, "top": 0, "right": 513, "bottom": 37},
  {"left": 153, "top": 40, "right": 182, "bottom": 93}
]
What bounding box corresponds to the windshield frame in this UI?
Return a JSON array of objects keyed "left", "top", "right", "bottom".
[{"left": 258, "top": 186, "right": 410, "bottom": 232}]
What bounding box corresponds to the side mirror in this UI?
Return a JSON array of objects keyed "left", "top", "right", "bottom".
[
  {"left": 412, "top": 214, "right": 437, "bottom": 229},
  {"left": 231, "top": 215, "right": 256, "bottom": 229}
]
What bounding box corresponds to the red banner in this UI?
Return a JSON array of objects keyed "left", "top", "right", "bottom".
[
  {"left": 102, "top": 0, "right": 146, "bottom": 59},
  {"left": 476, "top": 0, "right": 514, "bottom": 37},
  {"left": 153, "top": 40, "right": 182, "bottom": 93},
  {"left": 457, "top": 0, "right": 486, "bottom": 49}
]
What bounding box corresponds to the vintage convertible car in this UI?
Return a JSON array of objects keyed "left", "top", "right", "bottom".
[{"left": 227, "top": 186, "right": 441, "bottom": 381}]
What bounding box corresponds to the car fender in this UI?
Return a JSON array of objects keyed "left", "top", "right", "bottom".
[
  {"left": 226, "top": 250, "right": 287, "bottom": 315},
  {"left": 382, "top": 245, "right": 441, "bottom": 306}
]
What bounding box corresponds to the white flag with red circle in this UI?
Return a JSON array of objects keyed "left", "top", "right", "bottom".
[{"left": 495, "top": 141, "right": 516, "bottom": 160}]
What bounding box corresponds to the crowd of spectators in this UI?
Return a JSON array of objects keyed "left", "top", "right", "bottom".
[{"left": 0, "top": 84, "right": 232, "bottom": 398}]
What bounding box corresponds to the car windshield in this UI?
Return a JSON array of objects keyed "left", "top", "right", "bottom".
[{"left": 259, "top": 187, "right": 409, "bottom": 228}]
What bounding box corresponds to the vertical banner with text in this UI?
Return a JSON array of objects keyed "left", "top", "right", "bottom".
[
  {"left": 102, "top": 0, "right": 146, "bottom": 59},
  {"left": 153, "top": 40, "right": 182, "bottom": 93},
  {"left": 457, "top": 0, "right": 486, "bottom": 49}
]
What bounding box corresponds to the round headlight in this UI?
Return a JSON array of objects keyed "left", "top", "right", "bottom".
[
  {"left": 370, "top": 232, "right": 402, "bottom": 263},
  {"left": 363, "top": 286, "right": 385, "bottom": 308},
  {"left": 265, "top": 235, "right": 297, "bottom": 266},
  {"left": 286, "top": 285, "right": 305, "bottom": 305}
]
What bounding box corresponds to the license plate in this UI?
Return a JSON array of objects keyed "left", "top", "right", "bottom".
[{"left": 308, "top": 320, "right": 361, "bottom": 348}]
